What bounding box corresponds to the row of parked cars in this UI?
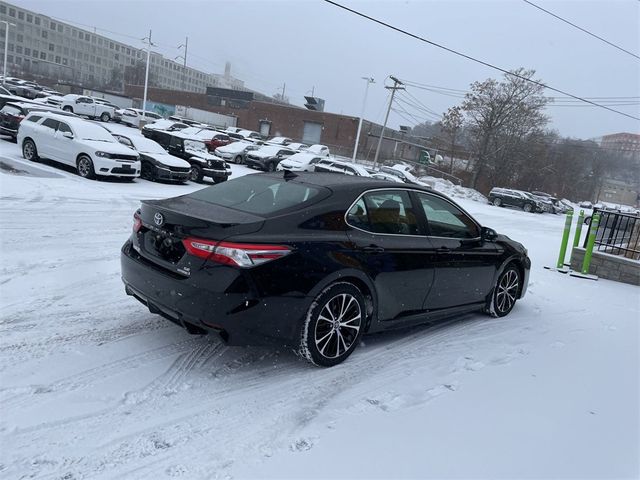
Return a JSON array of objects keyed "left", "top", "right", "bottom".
[{"left": 488, "top": 187, "right": 574, "bottom": 215}]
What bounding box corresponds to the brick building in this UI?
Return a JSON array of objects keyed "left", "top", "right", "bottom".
[
  {"left": 600, "top": 132, "right": 640, "bottom": 162},
  {"left": 124, "top": 85, "right": 432, "bottom": 161}
]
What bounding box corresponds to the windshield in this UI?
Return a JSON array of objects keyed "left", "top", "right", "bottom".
[
  {"left": 74, "top": 122, "right": 117, "bottom": 142},
  {"left": 256, "top": 145, "right": 283, "bottom": 156},
  {"left": 132, "top": 137, "right": 167, "bottom": 154},
  {"left": 184, "top": 139, "right": 207, "bottom": 152},
  {"left": 189, "top": 175, "right": 327, "bottom": 216}
]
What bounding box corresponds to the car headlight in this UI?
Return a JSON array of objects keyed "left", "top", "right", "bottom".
[{"left": 95, "top": 151, "right": 113, "bottom": 158}]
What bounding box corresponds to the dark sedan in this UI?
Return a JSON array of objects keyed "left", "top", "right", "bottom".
[
  {"left": 121, "top": 173, "right": 530, "bottom": 367},
  {"left": 245, "top": 145, "right": 294, "bottom": 172}
]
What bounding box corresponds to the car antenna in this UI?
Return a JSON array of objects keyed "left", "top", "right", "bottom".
[{"left": 283, "top": 169, "right": 298, "bottom": 181}]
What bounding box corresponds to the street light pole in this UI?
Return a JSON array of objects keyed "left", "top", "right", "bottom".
[
  {"left": 142, "top": 29, "right": 153, "bottom": 115},
  {"left": 1, "top": 21, "right": 16, "bottom": 85},
  {"left": 373, "top": 76, "right": 404, "bottom": 169},
  {"left": 352, "top": 76, "right": 374, "bottom": 163}
]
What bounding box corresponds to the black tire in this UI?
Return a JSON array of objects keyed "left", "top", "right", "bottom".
[
  {"left": 77, "top": 155, "right": 96, "bottom": 179},
  {"left": 22, "top": 139, "right": 38, "bottom": 161},
  {"left": 493, "top": 197, "right": 502, "bottom": 207},
  {"left": 62, "top": 106, "right": 73, "bottom": 113},
  {"left": 190, "top": 164, "right": 203, "bottom": 182},
  {"left": 267, "top": 162, "right": 276, "bottom": 172},
  {"left": 141, "top": 161, "right": 155, "bottom": 181},
  {"left": 523, "top": 203, "right": 533, "bottom": 213},
  {"left": 299, "top": 282, "right": 366, "bottom": 367},
  {"left": 234, "top": 155, "right": 243, "bottom": 165},
  {"left": 486, "top": 264, "right": 521, "bottom": 318},
  {"left": 100, "top": 112, "right": 111, "bottom": 122}
]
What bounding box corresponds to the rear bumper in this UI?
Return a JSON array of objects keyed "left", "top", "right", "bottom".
[
  {"left": 0, "top": 125, "right": 18, "bottom": 137},
  {"left": 120, "top": 240, "right": 310, "bottom": 346}
]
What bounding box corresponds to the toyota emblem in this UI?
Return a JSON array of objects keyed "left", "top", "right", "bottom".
[{"left": 154, "top": 212, "right": 164, "bottom": 226}]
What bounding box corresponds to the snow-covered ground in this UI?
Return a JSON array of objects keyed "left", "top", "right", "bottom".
[{"left": 0, "top": 131, "right": 638, "bottom": 480}]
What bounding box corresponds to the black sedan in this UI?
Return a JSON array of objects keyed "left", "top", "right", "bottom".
[{"left": 121, "top": 173, "right": 530, "bottom": 367}]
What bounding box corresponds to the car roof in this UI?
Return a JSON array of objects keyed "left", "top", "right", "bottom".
[
  {"left": 261, "top": 171, "right": 435, "bottom": 192},
  {"left": 26, "top": 110, "right": 87, "bottom": 124}
]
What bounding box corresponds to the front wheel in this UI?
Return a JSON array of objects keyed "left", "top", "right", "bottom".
[
  {"left": 234, "top": 155, "right": 243, "bottom": 164},
  {"left": 299, "top": 282, "right": 365, "bottom": 367},
  {"left": 190, "top": 165, "right": 203, "bottom": 182},
  {"left": 523, "top": 203, "right": 533, "bottom": 213},
  {"left": 77, "top": 155, "right": 96, "bottom": 179},
  {"left": 493, "top": 198, "right": 502, "bottom": 207},
  {"left": 22, "top": 139, "right": 38, "bottom": 161},
  {"left": 486, "top": 265, "right": 521, "bottom": 318},
  {"left": 141, "top": 161, "right": 155, "bottom": 181}
]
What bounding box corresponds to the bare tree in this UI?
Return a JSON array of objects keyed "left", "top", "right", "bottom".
[{"left": 440, "top": 106, "right": 463, "bottom": 174}]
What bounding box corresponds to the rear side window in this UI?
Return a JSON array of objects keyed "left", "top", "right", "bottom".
[
  {"left": 41, "top": 118, "right": 60, "bottom": 130},
  {"left": 347, "top": 190, "right": 419, "bottom": 235},
  {"left": 24, "top": 114, "right": 42, "bottom": 123},
  {"left": 189, "top": 175, "right": 326, "bottom": 216}
]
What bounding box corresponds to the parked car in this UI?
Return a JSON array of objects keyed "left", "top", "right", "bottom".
[
  {"left": 168, "top": 115, "right": 206, "bottom": 127},
  {"left": 286, "top": 142, "right": 309, "bottom": 152},
  {"left": 164, "top": 132, "right": 231, "bottom": 183},
  {"left": 265, "top": 136, "right": 292, "bottom": 146},
  {"left": 306, "top": 144, "right": 330, "bottom": 157},
  {"left": 488, "top": 188, "right": 544, "bottom": 213},
  {"left": 379, "top": 165, "right": 431, "bottom": 187},
  {"left": 18, "top": 112, "right": 140, "bottom": 179},
  {"left": 313, "top": 158, "right": 370, "bottom": 176},
  {"left": 367, "top": 169, "right": 405, "bottom": 183},
  {"left": 121, "top": 173, "right": 530, "bottom": 366},
  {"left": 531, "top": 191, "right": 573, "bottom": 214},
  {"left": 60, "top": 94, "right": 115, "bottom": 122},
  {"left": 579, "top": 200, "right": 593, "bottom": 209},
  {"left": 214, "top": 141, "right": 259, "bottom": 164},
  {"left": 237, "top": 129, "right": 262, "bottom": 141},
  {"left": 108, "top": 131, "right": 192, "bottom": 183},
  {"left": 6, "top": 79, "right": 42, "bottom": 99},
  {"left": 118, "top": 108, "right": 163, "bottom": 128},
  {"left": 528, "top": 192, "right": 555, "bottom": 213},
  {"left": 0, "top": 101, "right": 74, "bottom": 140},
  {"left": 141, "top": 120, "right": 189, "bottom": 143},
  {"left": 178, "top": 127, "right": 232, "bottom": 152},
  {"left": 245, "top": 145, "right": 295, "bottom": 171},
  {"left": 276, "top": 152, "right": 325, "bottom": 172}
]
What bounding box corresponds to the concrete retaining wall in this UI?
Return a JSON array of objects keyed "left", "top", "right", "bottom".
[{"left": 570, "top": 247, "right": 640, "bottom": 286}]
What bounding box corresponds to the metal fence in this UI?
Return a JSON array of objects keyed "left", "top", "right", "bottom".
[{"left": 584, "top": 209, "right": 640, "bottom": 260}]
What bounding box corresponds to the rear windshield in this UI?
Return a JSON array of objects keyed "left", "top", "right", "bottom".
[{"left": 189, "top": 174, "right": 327, "bottom": 216}]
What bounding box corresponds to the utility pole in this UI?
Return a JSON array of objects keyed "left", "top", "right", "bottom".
[
  {"left": 373, "top": 76, "right": 404, "bottom": 168},
  {"left": 281, "top": 82, "right": 286, "bottom": 101},
  {"left": 142, "top": 30, "right": 153, "bottom": 115},
  {"left": 1, "top": 20, "right": 16, "bottom": 85},
  {"left": 352, "top": 76, "right": 374, "bottom": 163},
  {"left": 177, "top": 36, "right": 188, "bottom": 91}
]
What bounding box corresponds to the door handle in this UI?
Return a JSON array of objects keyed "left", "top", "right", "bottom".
[
  {"left": 436, "top": 246, "right": 452, "bottom": 253},
  {"left": 362, "top": 245, "right": 385, "bottom": 254}
]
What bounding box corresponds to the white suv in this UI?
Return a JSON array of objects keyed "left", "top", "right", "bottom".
[
  {"left": 18, "top": 112, "right": 141, "bottom": 180},
  {"left": 59, "top": 94, "right": 115, "bottom": 122}
]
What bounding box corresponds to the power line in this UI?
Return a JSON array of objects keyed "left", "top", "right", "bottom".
[
  {"left": 322, "top": 0, "right": 640, "bottom": 121},
  {"left": 522, "top": 0, "right": 640, "bottom": 60}
]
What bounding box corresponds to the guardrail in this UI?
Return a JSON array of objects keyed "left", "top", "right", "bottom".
[{"left": 583, "top": 208, "right": 640, "bottom": 260}]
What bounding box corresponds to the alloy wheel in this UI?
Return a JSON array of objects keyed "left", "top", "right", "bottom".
[
  {"left": 314, "top": 293, "right": 362, "bottom": 359},
  {"left": 495, "top": 269, "right": 519, "bottom": 315},
  {"left": 23, "top": 141, "right": 36, "bottom": 161},
  {"left": 77, "top": 157, "right": 93, "bottom": 178}
]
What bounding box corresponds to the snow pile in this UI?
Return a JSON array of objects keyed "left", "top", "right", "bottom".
[{"left": 422, "top": 175, "right": 488, "bottom": 203}]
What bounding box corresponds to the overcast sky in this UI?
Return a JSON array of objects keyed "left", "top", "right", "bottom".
[{"left": 17, "top": 0, "right": 640, "bottom": 139}]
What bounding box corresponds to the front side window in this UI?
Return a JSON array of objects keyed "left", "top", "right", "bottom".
[
  {"left": 417, "top": 193, "right": 479, "bottom": 239},
  {"left": 57, "top": 122, "right": 72, "bottom": 135},
  {"left": 347, "top": 190, "right": 419, "bottom": 235}
]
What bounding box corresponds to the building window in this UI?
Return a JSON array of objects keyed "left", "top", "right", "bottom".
[
  {"left": 17, "top": 34, "right": 23, "bottom": 43},
  {"left": 0, "top": 5, "right": 5, "bottom": 13},
  {"left": 16, "top": 45, "right": 22, "bottom": 54},
  {"left": 40, "top": 51, "right": 46, "bottom": 59},
  {"left": 49, "top": 43, "right": 54, "bottom": 52},
  {"left": 42, "top": 30, "right": 47, "bottom": 39},
  {"left": 62, "top": 58, "right": 67, "bottom": 66},
  {"left": 50, "top": 22, "right": 56, "bottom": 30},
  {"left": 26, "top": 14, "right": 32, "bottom": 22},
  {"left": 32, "top": 49, "right": 38, "bottom": 58},
  {"left": 35, "top": 17, "right": 41, "bottom": 26},
  {"left": 9, "top": 8, "right": 16, "bottom": 17},
  {"left": 58, "top": 25, "right": 63, "bottom": 33},
  {"left": 55, "top": 55, "right": 61, "bottom": 64},
  {"left": 18, "top": 11, "right": 24, "bottom": 20},
  {"left": 25, "top": 47, "right": 30, "bottom": 56}
]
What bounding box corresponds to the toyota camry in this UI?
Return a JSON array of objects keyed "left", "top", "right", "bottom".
[{"left": 121, "top": 172, "right": 530, "bottom": 366}]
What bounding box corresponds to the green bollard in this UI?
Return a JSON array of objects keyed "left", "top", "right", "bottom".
[
  {"left": 556, "top": 210, "right": 574, "bottom": 268},
  {"left": 572, "top": 210, "right": 585, "bottom": 248},
  {"left": 581, "top": 213, "right": 600, "bottom": 274}
]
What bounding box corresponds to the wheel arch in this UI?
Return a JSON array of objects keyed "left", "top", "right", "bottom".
[
  {"left": 307, "top": 269, "right": 378, "bottom": 332},
  {"left": 75, "top": 152, "right": 93, "bottom": 165}
]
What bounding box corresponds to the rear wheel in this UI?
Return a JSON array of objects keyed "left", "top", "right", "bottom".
[
  {"left": 234, "top": 155, "right": 243, "bottom": 164},
  {"left": 493, "top": 198, "right": 502, "bottom": 207},
  {"left": 267, "top": 162, "right": 276, "bottom": 172},
  {"left": 22, "top": 139, "right": 38, "bottom": 161},
  {"left": 141, "top": 161, "right": 155, "bottom": 181},
  {"left": 523, "top": 203, "right": 533, "bottom": 213},
  {"left": 62, "top": 106, "right": 73, "bottom": 113},
  {"left": 100, "top": 112, "right": 111, "bottom": 122},
  {"left": 190, "top": 164, "right": 203, "bottom": 182},
  {"left": 77, "top": 155, "right": 96, "bottom": 179},
  {"left": 486, "top": 264, "right": 521, "bottom": 318},
  {"left": 299, "top": 282, "right": 365, "bottom": 367}
]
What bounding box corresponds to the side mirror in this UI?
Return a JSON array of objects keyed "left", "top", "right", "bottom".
[
  {"left": 62, "top": 131, "right": 73, "bottom": 139},
  {"left": 481, "top": 226, "right": 498, "bottom": 241}
]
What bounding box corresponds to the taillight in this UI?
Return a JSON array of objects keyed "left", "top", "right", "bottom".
[
  {"left": 182, "top": 237, "right": 291, "bottom": 267},
  {"left": 133, "top": 211, "right": 142, "bottom": 233}
]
